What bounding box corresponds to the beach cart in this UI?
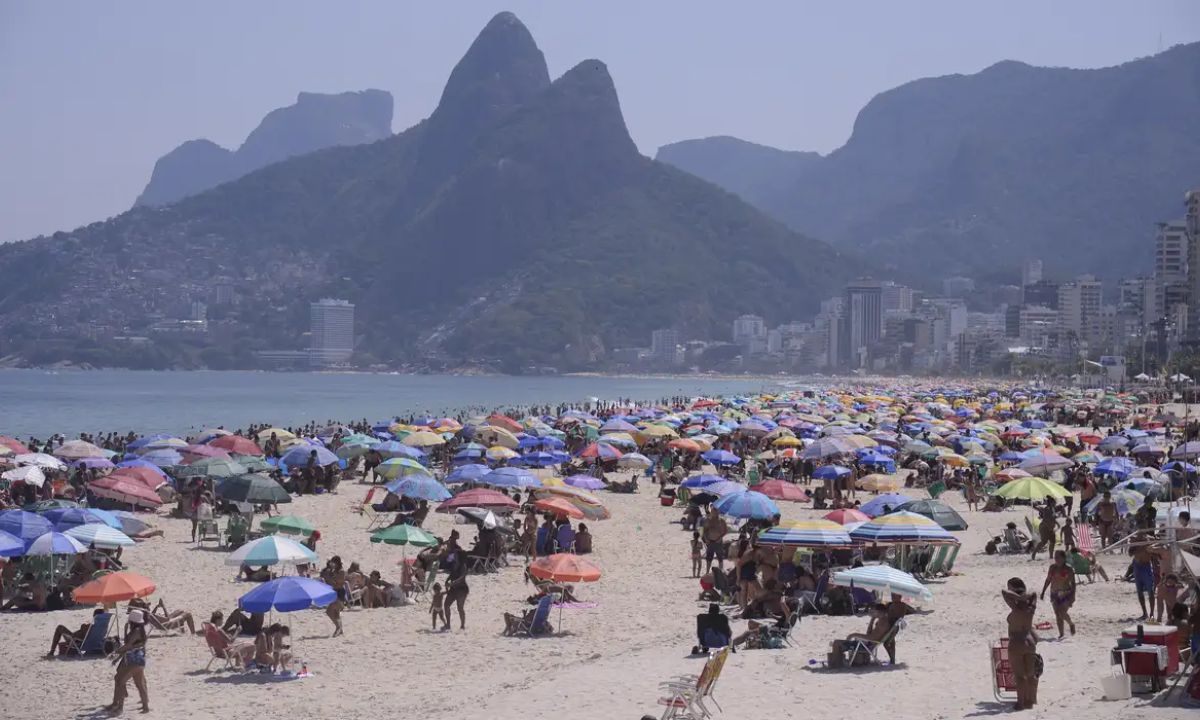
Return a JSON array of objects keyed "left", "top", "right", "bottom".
[{"left": 990, "top": 638, "right": 1018, "bottom": 702}]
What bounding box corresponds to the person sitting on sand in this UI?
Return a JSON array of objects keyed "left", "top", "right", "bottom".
[
  {"left": 364, "top": 570, "right": 392, "bottom": 609},
  {"left": 1, "top": 572, "right": 47, "bottom": 611},
  {"left": 575, "top": 523, "right": 593, "bottom": 554},
  {"left": 693, "top": 603, "right": 732, "bottom": 653},
  {"left": 252, "top": 623, "right": 291, "bottom": 672},
  {"left": 47, "top": 608, "right": 105, "bottom": 657},
  {"left": 829, "top": 603, "right": 891, "bottom": 665},
  {"left": 1040, "top": 550, "right": 1076, "bottom": 638}
]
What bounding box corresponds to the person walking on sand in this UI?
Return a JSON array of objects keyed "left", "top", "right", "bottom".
[
  {"left": 1040, "top": 550, "right": 1076, "bottom": 638},
  {"left": 106, "top": 609, "right": 149, "bottom": 714},
  {"left": 1002, "top": 578, "right": 1040, "bottom": 711},
  {"left": 442, "top": 552, "right": 469, "bottom": 631},
  {"left": 1030, "top": 500, "right": 1058, "bottom": 561}
]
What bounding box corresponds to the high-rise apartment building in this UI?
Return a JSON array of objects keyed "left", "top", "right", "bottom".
[
  {"left": 1155, "top": 220, "right": 1189, "bottom": 324},
  {"left": 1057, "top": 275, "right": 1102, "bottom": 343},
  {"left": 845, "top": 279, "right": 883, "bottom": 368},
  {"left": 1021, "top": 259, "right": 1043, "bottom": 287},
  {"left": 309, "top": 299, "right": 355, "bottom": 367},
  {"left": 650, "top": 328, "right": 680, "bottom": 365}
]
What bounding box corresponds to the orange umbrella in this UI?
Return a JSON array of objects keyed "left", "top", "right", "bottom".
[
  {"left": 668, "top": 438, "right": 703, "bottom": 453},
  {"left": 73, "top": 571, "right": 156, "bottom": 604},
  {"left": 528, "top": 553, "right": 601, "bottom": 583},
  {"left": 533, "top": 497, "right": 585, "bottom": 519},
  {"left": 486, "top": 414, "right": 523, "bottom": 433}
]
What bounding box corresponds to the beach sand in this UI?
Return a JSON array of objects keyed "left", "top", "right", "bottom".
[{"left": 1, "top": 483, "right": 1193, "bottom": 720}]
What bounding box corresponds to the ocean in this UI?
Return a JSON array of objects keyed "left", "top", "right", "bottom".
[{"left": 10, "top": 369, "right": 781, "bottom": 438}]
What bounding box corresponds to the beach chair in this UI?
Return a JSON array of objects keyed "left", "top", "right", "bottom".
[
  {"left": 799, "top": 571, "right": 829, "bottom": 615},
  {"left": 848, "top": 584, "right": 876, "bottom": 614},
  {"left": 847, "top": 618, "right": 904, "bottom": 666},
  {"left": 940, "top": 544, "right": 961, "bottom": 575},
  {"left": 1074, "top": 522, "right": 1096, "bottom": 554},
  {"left": 62, "top": 612, "right": 114, "bottom": 657},
  {"left": 509, "top": 595, "right": 554, "bottom": 637},
  {"left": 222, "top": 515, "right": 248, "bottom": 549},
  {"left": 922, "top": 545, "right": 950, "bottom": 577},
  {"left": 990, "top": 638, "right": 1018, "bottom": 702},
  {"left": 344, "top": 582, "right": 365, "bottom": 610},
  {"left": 658, "top": 646, "right": 729, "bottom": 719},
  {"left": 675, "top": 486, "right": 692, "bottom": 506},
  {"left": 927, "top": 480, "right": 946, "bottom": 499},
  {"left": 411, "top": 567, "right": 437, "bottom": 602},
  {"left": 202, "top": 622, "right": 250, "bottom": 671},
  {"left": 196, "top": 518, "right": 221, "bottom": 546},
  {"left": 767, "top": 613, "right": 800, "bottom": 648}
]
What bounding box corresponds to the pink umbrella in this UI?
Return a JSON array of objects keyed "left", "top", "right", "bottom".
[
  {"left": 182, "top": 444, "right": 232, "bottom": 460},
  {"left": 89, "top": 476, "right": 163, "bottom": 508}
]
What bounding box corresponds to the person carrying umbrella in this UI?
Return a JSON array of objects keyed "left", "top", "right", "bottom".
[{"left": 106, "top": 608, "right": 149, "bottom": 715}]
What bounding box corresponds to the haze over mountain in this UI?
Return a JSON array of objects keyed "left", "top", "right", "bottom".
[
  {"left": 658, "top": 42, "right": 1200, "bottom": 281},
  {"left": 134, "top": 90, "right": 394, "bottom": 207},
  {"left": 0, "top": 12, "right": 854, "bottom": 371}
]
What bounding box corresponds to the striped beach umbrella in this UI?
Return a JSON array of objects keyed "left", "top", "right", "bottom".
[
  {"left": 226, "top": 535, "right": 316, "bottom": 567},
  {"left": 714, "top": 490, "right": 779, "bottom": 519},
  {"left": 384, "top": 473, "right": 451, "bottom": 501},
  {"left": 758, "top": 519, "right": 853, "bottom": 547},
  {"left": 849, "top": 510, "right": 958, "bottom": 544},
  {"left": 64, "top": 523, "right": 135, "bottom": 549},
  {"left": 831, "top": 565, "right": 933, "bottom": 602}
]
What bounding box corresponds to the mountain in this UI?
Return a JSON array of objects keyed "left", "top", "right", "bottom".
[
  {"left": 133, "top": 89, "right": 394, "bottom": 207},
  {"left": 656, "top": 43, "right": 1200, "bottom": 280},
  {"left": 0, "top": 12, "right": 855, "bottom": 371}
]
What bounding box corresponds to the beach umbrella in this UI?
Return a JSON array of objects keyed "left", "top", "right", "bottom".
[
  {"left": 995, "top": 468, "right": 1032, "bottom": 482},
  {"left": 377, "top": 457, "right": 429, "bottom": 480},
  {"left": 216, "top": 474, "right": 291, "bottom": 504},
  {"left": 239, "top": 577, "right": 336, "bottom": 613},
  {"left": 437, "top": 488, "right": 519, "bottom": 513},
  {"left": 859, "top": 494, "right": 915, "bottom": 518},
  {"left": 22, "top": 499, "right": 79, "bottom": 513},
  {"left": 530, "top": 487, "right": 611, "bottom": 521},
  {"left": 1113, "top": 478, "right": 1163, "bottom": 496},
  {"left": 370, "top": 524, "right": 438, "bottom": 547},
  {"left": 831, "top": 565, "right": 932, "bottom": 602},
  {"left": 714, "top": 490, "right": 779, "bottom": 520},
  {"left": 259, "top": 515, "right": 317, "bottom": 537},
  {"left": 233, "top": 455, "right": 273, "bottom": 473},
  {"left": 481, "top": 467, "right": 542, "bottom": 489},
  {"left": 89, "top": 475, "right": 164, "bottom": 508},
  {"left": 824, "top": 508, "right": 872, "bottom": 525},
  {"left": 108, "top": 510, "right": 153, "bottom": 537},
  {"left": 385, "top": 474, "right": 451, "bottom": 501},
  {"left": 0, "top": 436, "right": 30, "bottom": 454},
  {"left": 1171, "top": 441, "right": 1200, "bottom": 460},
  {"left": 518, "top": 451, "right": 560, "bottom": 468},
  {"left": 402, "top": 431, "right": 446, "bottom": 448},
  {"left": 701, "top": 449, "right": 742, "bottom": 466},
  {"left": 280, "top": 445, "right": 338, "bottom": 468},
  {"left": 115, "top": 458, "right": 169, "bottom": 476},
  {"left": 578, "top": 442, "right": 623, "bottom": 461},
  {"left": 616, "top": 452, "right": 652, "bottom": 470},
  {"left": 754, "top": 479, "right": 808, "bottom": 502},
  {"left": 680, "top": 474, "right": 724, "bottom": 489},
  {"left": 2, "top": 466, "right": 45, "bottom": 487},
  {"left": 475, "top": 426, "right": 520, "bottom": 449},
  {"left": 180, "top": 444, "right": 232, "bottom": 461},
  {"left": 534, "top": 497, "right": 585, "bottom": 519},
  {"left": 47, "top": 507, "right": 122, "bottom": 531},
  {"left": 857, "top": 473, "right": 905, "bottom": 493},
  {"left": 1094, "top": 458, "right": 1135, "bottom": 480},
  {"left": 0, "top": 509, "right": 54, "bottom": 545},
  {"left": 850, "top": 511, "right": 958, "bottom": 544},
  {"left": 110, "top": 467, "right": 168, "bottom": 492},
  {"left": 528, "top": 553, "right": 601, "bottom": 583},
  {"left": 457, "top": 507, "right": 502, "bottom": 530},
  {"left": 564, "top": 475, "right": 606, "bottom": 490},
  {"left": 137, "top": 449, "right": 185, "bottom": 467},
  {"left": 893, "top": 499, "right": 968, "bottom": 531},
  {"left": 637, "top": 425, "right": 678, "bottom": 442},
  {"left": 175, "top": 457, "right": 249, "bottom": 478},
  {"left": 445, "top": 464, "right": 490, "bottom": 484},
  {"left": 208, "top": 435, "right": 264, "bottom": 456},
  {"left": 993, "top": 477, "right": 1071, "bottom": 502},
  {"left": 704, "top": 480, "right": 748, "bottom": 497},
  {"left": 26, "top": 531, "right": 87, "bottom": 556},
  {"left": 1017, "top": 451, "right": 1072, "bottom": 476},
  {"left": 227, "top": 535, "right": 317, "bottom": 567},
  {"left": 0, "top": 529, "right": 24, "bottom": 557},
  {"left": 74, "top": 457, "right": 116, "bottom": 470},
  {"left": 758, "top": 519, "right": 853, "bottom": 547},
  {"left": 813, "top": 465, "right": 851, "bottom": 481},
  {"left": 64, "top": 523, "right": 135, "bottom": 549},
  {"left": 53, "top": 440, "right": 107, "bottom": 460},
  {"left": 73, "top": 571, "right": 156, "bottom": 604},
  {"left": 801, "top": 438, "right": 852, "bottom": 459},
  {"left": 1083, "top": 489, "right": 1144, "bottom": 517},
  {"left": 14, "top": 453, "right": 66, "bottom": 470}
]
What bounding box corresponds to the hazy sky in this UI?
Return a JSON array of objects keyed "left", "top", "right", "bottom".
[{"left": 2, "top": 1, "right": 1198, "bottom": 243}]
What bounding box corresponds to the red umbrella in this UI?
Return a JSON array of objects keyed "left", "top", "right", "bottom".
[
  {"left": 109, "top": 467, "right": 166, "bottom": 491},
  {"left": 89, "top": 475, "right": 163, "bottom": 508},
  {"left": 579, "top": 442, "right": 623, "bottom": 460},
  {"left": 208, "top": 435, "right": 265, "bottom": 456},
  {"left": 181, "top": 444, "right": 232, "bottom": 460},
  {"left": 0, "top": 436, "right": 31, "bottom": 454},
  {"left": 823, "top": 508, "right": 871, "bottom": 525},
  {"left": 436, "top": 488, "right": 519, "bottom": 513},
  {"left": 533, "top": 497, "right": 585, "bottom": 519},
  {"left": 486, "top": 414, "right": 523, "bottom": 434},
  {"left": 755, "top": 479, "right": 809, "bottom": 502}
]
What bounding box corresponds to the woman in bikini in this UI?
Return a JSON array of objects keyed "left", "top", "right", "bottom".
[
  {"left": 1040, "top": 550, "right": 1076, "bottom": 637},
  {"left": 1002, "top": 577, "right": 1040, "bottom": 711}
]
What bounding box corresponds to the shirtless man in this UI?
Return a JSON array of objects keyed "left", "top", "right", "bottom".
[
  {"left": 1, "top": 572, "right": 47, "bottom": 611},
  {"left": 701, "top": 508, "right": 728, "bottom": 573},
  {"left": 1130, "top": 532, "right": 1165, "bottom": 621},
  {"left": 1095, "top": 492, "right": 1118, "bottom": 548},
  {"left": 1030, "top": 500, "right": 1058, "bottom": 561}
]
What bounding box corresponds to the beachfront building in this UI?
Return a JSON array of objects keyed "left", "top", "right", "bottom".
[
  {"left": 309, "top": 298, "right": 356, "bottom": 367},
  {"left": 845, "top": 278, "right": 882, "bottom": 368},
  {"left": 649, "top": 328, "right": 681, "bottom": 366},
  {"left": 732, "top": 314, "right": 767, "bottom": 355},
  {"left": 1021, "top": 259, "right": 1043, "bottom": 287}
]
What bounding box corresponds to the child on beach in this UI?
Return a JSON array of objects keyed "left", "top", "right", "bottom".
[
  {"left": 691, "top": 531, "right": 703, "bottom": 578},
  {"left": 430, "top": 583, "right": 447, "bottom": 629}
]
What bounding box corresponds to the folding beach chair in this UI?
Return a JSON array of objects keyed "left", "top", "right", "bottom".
[
  {"left": 659, "top": 646, "right": 729, "bottom": 719},
  {"left": 922, "top": 545, "right": 950, "bottom": 577},
  {"left": 222, "top": 514, "right": 248, "bottom": 549},
  {"left": 1074, "top": 522, "right": 1096, "bottom": 554},
  {"left": 509, "top": 594, "right": 554, "bottom": 637},
  {"left": 940, "top": 544, "right": 961, "bottom": 575},
  {"left": 411, "top": 567, "right": 437, "bottom": 602},
  {"left": 344, "top": 582, "right": 365, "bottom": 610},
  {"left": 799, "top": 571, "right": 829, "bottom": 615},
  {"left": 990, "top": 638, "right": 1018, "bottom": 702},
  {"left": 847, "top": 619, "right": 904, "bottom": 666},
  {"left": 62, "top": 612, "right": 115, "bottom": 657},
  {"left": 196, "top": 518, "right": 221, "bottom": 546},
  {"left": 202, "top": 622, "right": 250, "bottom": 671}
]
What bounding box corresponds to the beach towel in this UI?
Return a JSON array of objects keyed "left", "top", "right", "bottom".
[{"left": 552, "top": 601, "right": 598, "bottom": 609}]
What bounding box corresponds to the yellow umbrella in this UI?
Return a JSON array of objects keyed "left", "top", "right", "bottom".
[
  {"left": 842, "top": 434, "right": 878, "bottom": 449},
  {"left": 636, "top": 424, "right": 678, "bottom": 441},
  {"left": 939, "top": 453, "right": 969, "bottom": 468},
  {"left": 486, "top": 446, "right": 519, "bottom": 461},
  {"left": 476, "top": 426, "right": 520, "bottom": 449},
  {"left": 858, "top": 473, "right": 904, "bottom": 492},
  {"left": 994, "top": 477, "right": 1071, "bottom": 501},
  {"left": 403, "top": 431, "right": 445, "bottom": 448},
  {"left": 772, "top": 436, "right": 803, "bottom": 448},
  {"left": 255, "top": 428, "right": 296, "bottom": 449}
]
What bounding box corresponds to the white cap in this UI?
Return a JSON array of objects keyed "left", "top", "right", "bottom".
[{"left": 127, "top": 609, "right": 145, "bottom": 625}]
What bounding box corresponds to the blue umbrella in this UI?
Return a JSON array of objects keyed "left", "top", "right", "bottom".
[
  {"left": 0, "top": 529, "right": 24, "bottom": 557},
  {"left": 704, "top": 480, "right": 748, "bottom": 497},
  {"left": 445, "top": 464, "right": 490, "bottom": 484},
  {"left": 238, "top": 577, "right": 336, "bottom": 613},
  {"left": 860, "top": 493, "right": 914, "bottom": 518},
  {"left": 127, "top": 434, "right": 176, "bottom": 450},
  {"left": 1094, "top": 458, "right": 1135, "bottom": 479},
  {"left": 0, "top": 510, "right": 53, "bottom": 546},
  {"left": 701, "top": 450, "right": 742, "bottom": 466},
  {"left": 453, "top": 447, "right": 485, "bottom": 463},
  {"left": 138, "top": 449, "right": 184, "bottom": 467},
  {"left": 26, "top": 531, "right": 88, "bottom": 556},
  {"left": 115, "top": 459, "right": 168, "bottom": 477},
  {"left": 517, "top": 451, "right": 560, "bottom": 468},
  {"left": 681, "top": 474, "right": 724, "bottom": 489},
  {"left": 813, "top": 465, "right": 851, "bottom": 480},
  {"left": 481, "top": 467, "right": 542, "bottom": 489},
  {"left": 714, "top": 490, "right": 779, "bottom": 520},
  {"left": 384, "top": 474, "right": 451, "bottom": 501},
  {"left": 375, "top": 441, "right": 426, "bottom": 460},
  {"left": 47, "top": 507, "right": 123, "bottom": 531},
  {"left": 280, "top": 444, "right": 338, "bottom": 468},
  {"left": 1163, "top": 461, "right": 1196, "bottom": 473}
]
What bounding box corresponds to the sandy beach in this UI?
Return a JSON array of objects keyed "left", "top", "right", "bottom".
[{"left": 1, "top": 478, "right": 1192, "bottom": 720}]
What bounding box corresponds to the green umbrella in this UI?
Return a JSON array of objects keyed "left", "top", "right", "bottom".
[
  {"left": 176, "top": 457, "right": 249, "bottom": 478},
  {"left": 216, "top": 473, "right": 292, "bottom": 504},
  {"left": 232, "top": 455, "right": 273, "bottom": 473},
  {"left": 259, "top": 515, "right": 315, "bottom": 537},
  {"left": 370, "top": 524, "right": 437, "bottom": 547},
  {"left": 22, "top": 499, "right": 81, "bottom": 512}
]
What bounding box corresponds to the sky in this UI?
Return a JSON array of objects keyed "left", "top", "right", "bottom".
[{"left": 2, "top": 1, "right": 1199, "bottom": 243}]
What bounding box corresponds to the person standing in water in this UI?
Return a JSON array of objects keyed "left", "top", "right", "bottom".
[
  {"left": 1040, "top": 550, "right": 1076, "bottom": 637},
  {"left": 1002, "top": 578, "right": 1040, "bottom": 711}
]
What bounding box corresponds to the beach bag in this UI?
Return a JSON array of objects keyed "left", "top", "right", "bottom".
[{"left": 1033, "top": 653, "right": 1044, "bottom": 678}]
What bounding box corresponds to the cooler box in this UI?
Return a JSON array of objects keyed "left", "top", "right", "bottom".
[
  {"left": 1120, "top": 626, "right": 1179, "bottom": 675},
  {"left": 1112, "top": 646, "right": 1169, "bottom": 693}
]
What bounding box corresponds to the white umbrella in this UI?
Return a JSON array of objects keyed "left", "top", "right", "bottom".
[
  {"left": 831, "top": 564, "right": 933, "bottom": 602},
  {"left": 14, "top": 453, "right": 66, "bottom": 470},
  {"left": 26, "top": 531, "right": 87, "bottom": 556},
  {"left": 226, "top": 535, "right": 317, "bottom": 567},
  {"left": 616, "top": 452, "right": 652, "bottom": 470},
  {"left": 2, "top": 466, "right": 45, "bottom": 487},
  {"left": 65, "top": 523, "right": 135, "bottom": 549}
]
